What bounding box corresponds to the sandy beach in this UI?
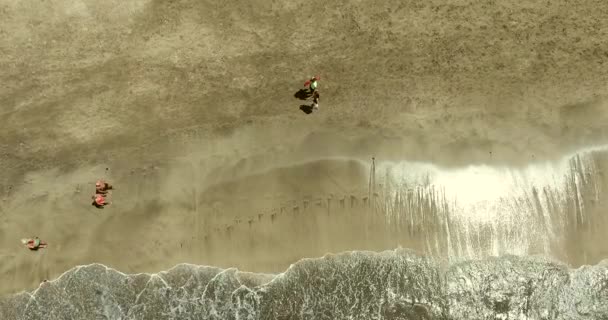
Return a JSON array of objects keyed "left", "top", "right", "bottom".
[{"left": 2, "top": 0, "right": 608, "bottom": 297}]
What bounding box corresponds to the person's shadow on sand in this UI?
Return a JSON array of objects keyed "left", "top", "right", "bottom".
[
  {"left": 295, "top": 88, "right": 313, "bottom": 114},
  {"left": 92, "top": 202, "right": 105, "bottom": 209},
  {"left": 294, "top": 89, "right": 310, "bottom": 100},
  {"left": 300, "top": 105, "right": 314, "bottom": 114}
]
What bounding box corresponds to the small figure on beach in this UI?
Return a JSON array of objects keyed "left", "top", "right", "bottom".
[
  {"left": 304, "top": 75, "right": 320, "bottom": 95},
  {"left": 294, "top": 75, "right": 320, "bottom": 100},
  {"left": 311, "top": 91, "right": 319, "bottom": 110},
  {"left": 21, "top": 237, "right": 47, "bottom": 250},
  {"left": 95, "top": 179, "right": 113, "bottom": 194},
  {"left": 92, "top": 194, "right": 109, "bottom": 208}
]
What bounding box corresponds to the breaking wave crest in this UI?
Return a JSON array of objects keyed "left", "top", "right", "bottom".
[
  {"left": 1, "top": 250, "right": 607, "bottom": 320},
  {"left": 3, "top": 147, "right": 608, "bottom": 319}
]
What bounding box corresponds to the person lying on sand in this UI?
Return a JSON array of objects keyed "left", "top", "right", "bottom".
[
  {"left": 92, "top": 194, "right": 109, "bottom": 208},
  {"left": 22, "top": 237, "right": 47, "bottom": 250},
  {"left": 95, "top": 180, "right": 113, "bottom": 194}
]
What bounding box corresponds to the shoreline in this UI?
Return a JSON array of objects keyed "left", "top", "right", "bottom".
[{"left": 2, "top": 145, "right": 608, "bottom": 297}]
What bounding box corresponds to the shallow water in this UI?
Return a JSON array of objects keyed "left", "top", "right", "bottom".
[{"left": 372, "top": 146, "right": 608, "bottom": 266}]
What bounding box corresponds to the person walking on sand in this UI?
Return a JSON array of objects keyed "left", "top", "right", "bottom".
[
  {"left": 311, "top": 91, "right": 320, "bottom": 110},
  {"left": 304, "top": 75, "right": 320, "bottom": 95}
]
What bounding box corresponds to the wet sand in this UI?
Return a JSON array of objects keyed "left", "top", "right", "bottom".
[{"left": 2, "top": 0, "right": 608, "bottom": 296}]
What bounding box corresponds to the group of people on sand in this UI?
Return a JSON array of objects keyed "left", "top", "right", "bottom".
[
  {"left": 23, "top": 179, "right": 114, "bottom": 251},
  {"left": 24, "top": 75, "right": 319, "bottom": 251},
  {"left": 92, "top": 179, "right": 113, "bottom": 208}
]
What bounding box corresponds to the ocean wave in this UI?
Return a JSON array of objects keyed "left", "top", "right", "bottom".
[{"left": 2, "top": 249, "right": 607, "bottom": 320}]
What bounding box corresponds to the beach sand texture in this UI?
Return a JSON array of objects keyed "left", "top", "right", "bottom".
[{"left": 1, "top": 0, "right": 608, "bottom": 300}]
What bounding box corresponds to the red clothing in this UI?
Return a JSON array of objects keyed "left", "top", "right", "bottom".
[{"left": 95, "top": 194, "right": 106, "bottom": 206}]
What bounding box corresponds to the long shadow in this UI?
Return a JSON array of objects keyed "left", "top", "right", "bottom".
[
  {"left": 300, "top": 105, "right": 314, "bottom": 114},
  {"left": 294, "top": 89, "right": 310, "bottom": 100}
]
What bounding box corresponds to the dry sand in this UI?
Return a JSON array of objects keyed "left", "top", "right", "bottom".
[{"left": 2, "top": 0, "right": 608, "bottom": 296}]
